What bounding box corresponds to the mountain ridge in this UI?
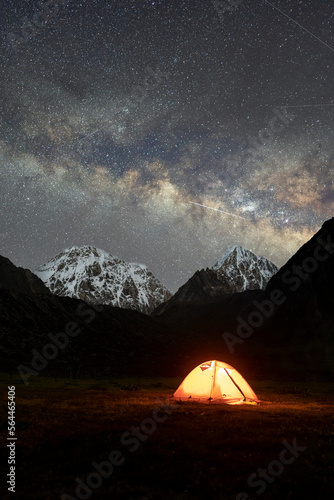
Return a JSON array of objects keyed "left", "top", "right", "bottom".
[
  {"left": 1, "top": 221, "right": 334, "bottom": 380},
  {"left": 154, "top": 244, "right": 278, "bottom": 315}
]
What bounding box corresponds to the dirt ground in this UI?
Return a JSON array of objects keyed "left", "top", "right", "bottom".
[{"left": 1, "top": 375, "right": 334, "bottom": 500}]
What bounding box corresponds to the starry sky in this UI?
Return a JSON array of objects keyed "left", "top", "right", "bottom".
[{"left": 0, "top": 0, "right": 333, "bottom": 292}]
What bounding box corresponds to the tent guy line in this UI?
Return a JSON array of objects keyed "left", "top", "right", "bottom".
[{"left": 189, "top": 201, "right": 249, "bottom": 221}]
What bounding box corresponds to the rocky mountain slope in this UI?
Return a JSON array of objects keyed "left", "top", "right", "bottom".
[
  {"left": 0, "top": 255, "right": 50, "bottom": 295},
  {"left": 35, "top": 246, "right": 172, "bottom": 314},
  {"left": 154, "top": 245, "right": 278, "bottom": 314}
]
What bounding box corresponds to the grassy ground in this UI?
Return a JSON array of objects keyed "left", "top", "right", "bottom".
[{"left": 1, "top": 374, "right": 334, "bottom": 500}]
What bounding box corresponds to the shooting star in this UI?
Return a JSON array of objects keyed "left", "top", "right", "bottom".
[
  {"left": 262, "top": 0, "right": 334, "bottom": 54},
  {"left": 276, "top": 103, "right": 334, "bottom": 109},
  {"left": 189, "top": 201, "right": 249, "bottom": 221}
]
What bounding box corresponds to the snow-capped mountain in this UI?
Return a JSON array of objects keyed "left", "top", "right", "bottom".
[
  {"left": 153, "top": 245, "right": 278, "bottom": 314},
  {"left": 211, "top": 244, "right": 278, "bottom": 293},
  {"left": 35, "top": 246, "right": 172, "bottom": 314}
]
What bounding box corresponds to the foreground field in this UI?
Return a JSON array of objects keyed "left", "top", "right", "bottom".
[{"left": 1, "top": 375, "right": 334, "bottom": 499}]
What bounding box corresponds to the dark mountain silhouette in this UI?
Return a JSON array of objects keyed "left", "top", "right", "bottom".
[
  {"left": 0, "top": 255, "right": 50, "bottom": 295},
  {"left": 153, "top": 268, "right": 230, "bottom": 315}
]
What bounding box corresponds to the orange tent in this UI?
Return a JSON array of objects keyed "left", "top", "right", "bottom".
[{"left": 172, "top": 360, "right": 259, "bottom": 404}]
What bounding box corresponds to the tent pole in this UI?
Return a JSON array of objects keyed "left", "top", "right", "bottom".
[
  {"left": 209, "top": 360, "right": 216, "bottom": 402},
  {"left": 224, "top": 368, "right": 246, "bottom": 400}
]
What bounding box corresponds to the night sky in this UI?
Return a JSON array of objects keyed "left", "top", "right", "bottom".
[{"left": 0, "top": 0, "right": 333, "bottom": 291}]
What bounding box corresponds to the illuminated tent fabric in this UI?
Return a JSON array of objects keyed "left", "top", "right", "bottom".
[{"left": 172, "top": 360, "right": 259, "bottom": 405}]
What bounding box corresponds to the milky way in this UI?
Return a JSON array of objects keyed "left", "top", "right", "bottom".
[{"left": 0, "top": 0, "right": 333, "bottom": 291}]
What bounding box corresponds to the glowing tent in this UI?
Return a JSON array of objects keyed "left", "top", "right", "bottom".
[{"left": 172, "top": 360, "right": 259, "bottom": 405}]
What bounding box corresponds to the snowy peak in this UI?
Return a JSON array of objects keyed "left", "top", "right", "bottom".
[
  {"left": 212, "top": 245, "right": 278, "bottom": 293},
  {"left": 153, "top": 245, "right": 278, "bottom": 315},
  {"left": 35, "top": 246, "right": 172, "bottom": 314},
  {"left": 212, "top": 244, "right": 253, "bottom": 269}
]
